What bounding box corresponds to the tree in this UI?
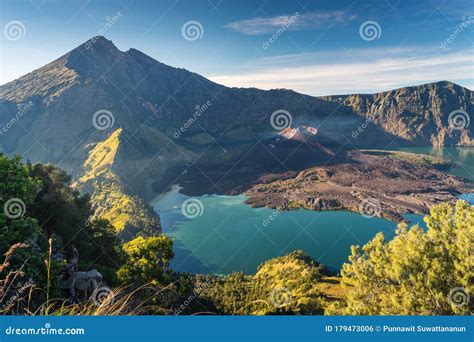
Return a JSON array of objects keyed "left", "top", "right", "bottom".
[
  {"left": 330, "top": 200, "right": 473, "bottom": 315},
  {"left": 117, "top": 235, "right": 174, "bottom": 286},
  {"left": 27, "top": 163, "right": 92, "bottom": 244},
  {"left": 0, "top": 155, "right": 48, "bottom": 313},
  {"left": 0, "top": 155, "right": 42, "bottom": 248},
  {"left": 201, "top": 250, "right": 325, "bottom": 315},
  {"left": 27, "top": 163, "right": 124, "bottom": 282},
  {"left": 84, "top": 218, "right": 125, "bottom": 285},
  {"left": 1, "top": 155, "right": 125, "bottom": 313}
]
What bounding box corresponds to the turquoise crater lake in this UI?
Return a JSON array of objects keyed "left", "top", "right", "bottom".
[
  {"left": 152, "top": 187, "right": 423, "bottom": 275},
  {"left": 152, "top": 147, "right": 472, "bottom": 275}
]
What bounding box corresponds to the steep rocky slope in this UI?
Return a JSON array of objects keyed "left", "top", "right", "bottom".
[
  {"left": 0, "top": 36, "right": 472, "bottom": 234},
  {"left": 72, "top": 128, "right": 167, "bottom": 237},
  {"left": 323, "top": 81, "right": 473, "bottom": 146}
]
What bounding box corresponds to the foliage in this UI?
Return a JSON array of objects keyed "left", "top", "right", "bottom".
[
  {"left": 27, "top": 163, "right": 92, "bottom": 242},
  {"left": 84, "top": 219, "right": 125, "bottom": 285},
  {"left": 117, "top": 235, "right": 174, "bottom": 286},
  {"left": 26, "top": 162, "right": 124, "bottom": 284},
  {"left": 329, "top": 200, "right": 473, "bottom": 315},
  {"left": 0, "top": 155, "right": 47, "bottom": 313},
  {"left": 2, "top": 154, "right": 472, "bottom": 316},
  {"left": 0, "top": 155, "right": 42, "bottom": 248},
  {"left": 201, "top": 251, "right": 326, "bottom": 315},
  {"left": 0, "top": 155, "right": 125, "bottom": 313},
  {"left": 38, "top": 286, "right": 150, "bottom": 316},
  {"left": 75, "top": 128, "right": 161, "bottom": 235}
]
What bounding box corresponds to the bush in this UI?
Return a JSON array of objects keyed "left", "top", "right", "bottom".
[{"left": 329, "top": 201, "right": 473, "bottom": 315}]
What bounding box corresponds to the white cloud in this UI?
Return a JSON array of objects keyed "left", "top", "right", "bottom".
[
  {"left": 224, "top": 11, "right": 357, "bottom": 35},
  {"left": 208, "top": 49, "right": 474, "bottom": 96}
]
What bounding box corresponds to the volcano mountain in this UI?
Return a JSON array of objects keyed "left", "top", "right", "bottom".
[{"left": 0, "top": 36, "right": 472, "bottom": 234}]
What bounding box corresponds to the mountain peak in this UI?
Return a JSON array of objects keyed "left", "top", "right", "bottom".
[
  {"left": 81, "top": 35, "right": 117, "bottom": 51},
  {"left": 63, "top": 36, "right": 124, "bottom": 78},
  {"left": 0, "top": 36, "right": 123, "bottom": 100},
  {"left": 72, "top": 35, "right": 121, "bottom": 58}
]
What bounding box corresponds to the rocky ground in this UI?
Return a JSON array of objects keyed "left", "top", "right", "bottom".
[{"left": 244, "top": 150, "right": 471, "bottom": 222}]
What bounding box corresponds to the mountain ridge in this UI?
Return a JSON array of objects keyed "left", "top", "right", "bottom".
[
  {"left": 1, "top": 35, "right": 472, "bottom": 234},
  {"left": 322, "top": 80, "right": 473, "bottom": 146}
]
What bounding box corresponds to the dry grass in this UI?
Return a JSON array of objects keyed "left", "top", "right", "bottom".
[
  {"left": 314, "top": 276, "right": 347, "bottom": 301},
  {"left": 0, "top": 243, "right": 33, "bottom": 314},
  {"left": 26, "top": 281, "right": 182, "bottom": 316}
]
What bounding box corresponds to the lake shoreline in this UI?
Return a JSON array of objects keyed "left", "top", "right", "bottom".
[
  {"left": 151, "top": 189, "right": 425, "bottom": 275},
  {"left": 150, "top": 147, "right": 472, "bottom": 275}
]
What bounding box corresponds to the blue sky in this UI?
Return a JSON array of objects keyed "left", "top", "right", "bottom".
[{"left": 0, "top": 0, "right": 473, "bottom": 95}]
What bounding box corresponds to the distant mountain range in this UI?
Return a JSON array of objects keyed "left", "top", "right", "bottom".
[
  {"left": 323, "top": 81, "right": 473, "bottom": 146},
  {"left": 0, "top": 36, "right": 472, "bottom": 234}
]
